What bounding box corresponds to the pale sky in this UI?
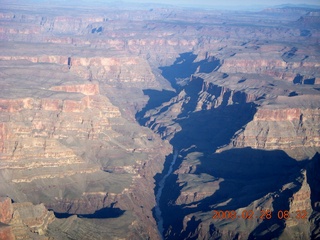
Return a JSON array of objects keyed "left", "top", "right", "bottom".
[
  {"left": 20, "top": 0, "right": 320, "bottom": 10},
  {"left": 122, "top": 0, "right": 320, "bottom": 8}
]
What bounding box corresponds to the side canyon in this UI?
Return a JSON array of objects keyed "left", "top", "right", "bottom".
[{"left": 0, "top": 1, "right": 320, "bottom": 239}]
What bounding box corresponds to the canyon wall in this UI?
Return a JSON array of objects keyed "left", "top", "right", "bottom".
[
  {"left": 232, "top": 104, "right": 320, "bottom": 160},
  {"left": 0, "top": 197, "right": 54, "bottom": 239},
  {"left": 0, "top": 54, "right": 171, "bottom": 239},
  {"left": 0, "top": 1, "right": 319, "bottom": 239}
]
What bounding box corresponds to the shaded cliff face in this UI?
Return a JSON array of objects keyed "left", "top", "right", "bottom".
[
  {"left": 0, "top": 1, "right": 320, "bottom": 239},
  {"left": 0, "top": 64, "right": 173, "bottom": 239},
  {"left": 0, "top": 39, "right": 171, "bottom": 240},
  {"left": 0, "top": 197, "right": 54, "bottom": 239},
  {"left": 232, "top": 104, "right": 320, "bottom": 160},
  {"left": 137, "top": 44, "right": 319, "bottom": 239}
]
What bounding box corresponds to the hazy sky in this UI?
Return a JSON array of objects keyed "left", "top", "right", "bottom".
[
  {"left": 122, "top": 0, "right": 320, "bottom": 7},
  {"left": 20, "top": 0, "right": 320, "bottom": 10}
]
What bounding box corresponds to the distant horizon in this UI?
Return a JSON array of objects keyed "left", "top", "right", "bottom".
[
  {"left": 107, "top": 0, "right": 320, "bottom": 9},
  {"left": 123, "top": 0, "right": 320, "bottom": 5},
  {"left": 6, "top": 0, "right": 320, "bottom": 8}
]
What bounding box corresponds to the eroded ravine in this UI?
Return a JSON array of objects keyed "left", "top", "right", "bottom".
[
  {"left": 136, "top": 52, "right": 224, "bottom": 238},
  {"left": 136, "top": 52, "right": 316, "bottom": 239},
  {"left": 136, "top": 52, "right": 257, "bottom": 238},
  {"left": 155, "top": 150, "right": 179, "bottom": 238},
  {"left": 1, "top": 2, "right": 320, "bottom": 239}
]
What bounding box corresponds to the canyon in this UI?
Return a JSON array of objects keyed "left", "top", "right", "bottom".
[{"left": 0, "top": 0, "right": 320, "bottom": 239}]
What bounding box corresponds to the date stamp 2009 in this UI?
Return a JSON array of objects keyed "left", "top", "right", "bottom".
[{"left": 212, "top": 210, "right": 308, "bottom": 220}]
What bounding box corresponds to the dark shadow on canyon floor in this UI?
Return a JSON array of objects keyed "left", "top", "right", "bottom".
[
  {"left": 136, "top": 52, "right": 307, "bottom": 239},
  {"left": 54, "top": 207, "right": 125, "bottom": 219},
  {"left": 78, "top": 207, "right": 125, "bottom": 219},
  {"left": 170, "top": 100, "right": 257, "bottom": 152},
  {"left": 159, "top": 52, "right": 220, "bottom": 90},
  {"left": 135, "top": 89, "right": 176, "bottom": 126},
  {"left": 161, "top": 148, "right": 305, "bottom": 240}
]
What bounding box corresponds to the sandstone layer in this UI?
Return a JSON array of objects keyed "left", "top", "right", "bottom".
[{"left": 0, "top": 1, "right": 319, "bottom": 239}]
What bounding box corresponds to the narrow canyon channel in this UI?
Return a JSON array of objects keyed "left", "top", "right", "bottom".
[{"left": 155, "top": 150, "right": 179, "bottom": 239}]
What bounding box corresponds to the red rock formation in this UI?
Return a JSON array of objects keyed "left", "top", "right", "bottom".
[
  {"left": 0, "top": 198, "right": 57, "bottom": 239},
  {"left": 40, "top": 99, "right": 62, "bottom": 111},
  {"left": 219, "top": 53, "right": 320, "bottom": 82},
  {"left": 50, "top": 83, "right": 100, "bottom": 95},
  {"left": 232, "top": 107, "right": 320, "bottom": 159},
  {"left": 0, "top": 124, "right": 7, "bottom": 153},
  {"left": 0, "top": 55, "right": 68, "bottom": 65},
  {"left": 280, "top": 171, "right": 312, "bottom": 239},
  {"left": 0, "top": 98, "right": 33, "bottom": 112},
  {"left": 0, "top": 1, "right": 319, "bottom": 239},
  {"left": 0, "top": 53, "right": 159, "bottom": 87},
  {"left": 68, "top": 56, "right": 158, "bottom": 87},
  {"left": 0, "top": 198, "right": 13, "bottom": 224},
  {"left": 254, "top": 108, "right": 302, "bottom": 121},
  {"left": 0, "top": 223, "right": 15, "bottom": 240},
  {"left": 10, "top": 202, "right": 55, "bottom": 236}
]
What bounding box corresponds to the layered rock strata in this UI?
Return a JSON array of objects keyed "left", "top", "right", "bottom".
[
  {"left": 0, "top": 1, "right": 319, "bottom": 239},
  {"left": 232, "top": 102, "right": 320, "bottom": 160},
  {"left": 0, "top": 197, "right": 54, "bottom": 239},
  {"left": 0, "top": 54, "right": 170, "bottom": 239}
]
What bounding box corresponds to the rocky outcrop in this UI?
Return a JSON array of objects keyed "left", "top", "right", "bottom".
[
  {"left": 10, "top": 202, "right": 55, "bottom": 236},
  {"left": 0, "top": 65, "right": 169, "bottom": 238},
  {"left": 0, "top": 223, "right": 15, "bottom": 240},
  {"left": 0, "top": 54, "right": 159, "bottom": 87},
  {"left": 0, "top": 55, "right": 68, "bottom": 65},
  {"left": 50, "top": 83, "right": 100, "bottom": 95},
  {"left": 286, "top": 171, "right": 312, "bottom": 226},
  {"left": 143, "top": 77, "right": 256, "bottom": 143},
  {"left": 0, "top": 198, "right": 13, "bottom": 225},
  {"left": 219, "top": 53, "right": 320, "bottom": 83},
  {"left": 0, "top": 197, "right": 54, "bottom": 239},
  {"left": 279, "top": 160, "right": 320, "bottom": 240},
  {"left": 175, "top": 176, "right": 222, "bottom": 205},
  {"left": 69, "top": 56, "right": 158, "bottom": 87},
  {"left": 0, "top": 1, "right": 320, "bottom": 239},
  {"left": 232, "top": 106, "right": 320, "bottom": 160}
]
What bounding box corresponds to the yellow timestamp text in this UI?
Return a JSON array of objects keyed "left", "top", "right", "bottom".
[{"left": 212, "top": 210, "right": 308, "bottom": 220}]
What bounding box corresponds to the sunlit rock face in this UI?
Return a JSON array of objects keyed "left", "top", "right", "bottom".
[
  {"left": 0, "top": 0, "right": 320, "bottom": 239},
  {"left": 232, "top": 106, "right": 320, "bottom": 160},
  {"left": 0, "top": 198, "right": 13, "bottom": 225}
]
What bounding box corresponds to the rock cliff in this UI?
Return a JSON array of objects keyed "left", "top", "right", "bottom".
[
  {"left": 0, "top": 197, "right": 54, "bottom": 239},
  {"left": 232, "top": 103, "right": 320, "bottom": 160},
  {"left": 0, "top": 1, "right": 319, "bottom": 239}
]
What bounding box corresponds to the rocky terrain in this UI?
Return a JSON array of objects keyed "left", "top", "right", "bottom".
[{"left": 0, "top": 0, "right": 320, "bottom": 239}]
